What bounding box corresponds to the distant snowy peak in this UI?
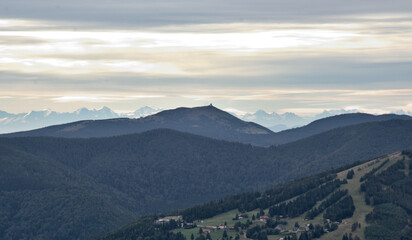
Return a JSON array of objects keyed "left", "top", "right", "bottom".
[
  {"left": 2, "top": 106, "right": 411, "bottom": 135},
  {"left": 0, "top": 106, "right": 160, "bottom": 134},
  {"left": 117, "top": 106, "right": 161, "bottom": 118},
  {"left": 133, "top": 106, "right": 161, "bottom": 118},
  {"left": 241, "top": 110, "right": 307, "bottom": 128},
  {"left": 314, "top": 109, "right": 359, "bottom": 120},
  {"left": 240, "top": 109, "right": 407, "bottom": 130},
  {"left": 280, "top": 112, "right": 301, "bottom": 120},
  {"left": 0, "top": 110, "right": 19, "bottom": 119},
  {"left": 74, "top": 107, "right": 118, "bottom": 119},
  {"left": 24, "top": 110, "right": 57, "bottom": 119},
  {"left": 391, "top": 109, "right": 412, "bottom": 116}
]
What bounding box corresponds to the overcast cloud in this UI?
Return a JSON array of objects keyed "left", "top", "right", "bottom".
[
  {"left": 2, "top": 0, "right": 412, "bottom": 28},
  {"left": 0, "top": 0, "right": 412, "bottom": 115}
]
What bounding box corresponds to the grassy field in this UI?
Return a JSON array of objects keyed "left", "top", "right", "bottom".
[
  {"left": 173, "top": 227, "right": 239, "bottom": 240},
  {"left": 319, "top": 152, "right": 401, "bottom": 240},
  {"left": 174, "top": 209, "right": 258, "bottom": 239},
  {"left": 197, "top": 209, "right": 256, "bottom": 227},
  {"left": 174, "top": 152, "right": 404, "bottom": 240}
]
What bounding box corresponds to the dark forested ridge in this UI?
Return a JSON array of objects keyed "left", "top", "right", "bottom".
[
  {"left": 270, "top": 112, "right": 412, "bottom": 145},
  {"left": 98, "top": 152, "right": 412, "bottom": 240},
  {"left": 267, "top": 119, "right": 412, "bottom": 182},
  {"left": 97, "top": 169, "right": 345, "bottom": 240},
  {"left": 0, "top": 130, "right": 268, "bottom": 240},
  {"left": 2, "top": 118, "right": 412, "bottom": 239},
  {"left": 3, "top": 105, "right": 274, "bottom": 146},
  {"left": 4, "top": 105, "right": 411, "bottom": 146}
]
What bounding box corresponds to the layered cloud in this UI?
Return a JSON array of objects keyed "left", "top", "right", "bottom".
[
  {"left": 52, "top": 95, "right": 165, "bottom": 103},
  {"left": 0, "top": 0, "right": 411, "bottom": 114}
]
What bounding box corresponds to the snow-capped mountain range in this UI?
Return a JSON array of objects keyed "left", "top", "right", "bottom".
[
  {"left": 0, "top": 106, "right": 161, "bottom": 134},
  {"left": 236, "top": 109, "right": 412, "bottom": 132},
  {"left": 240, "top": 110, "right": 306, "bottom": 132},
  {"left": 1, "top": 106, "right": 410, "bottom": 134}
]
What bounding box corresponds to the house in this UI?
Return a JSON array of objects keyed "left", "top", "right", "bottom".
[
  {"left": 155, "top": 218, "right": 170, "bottom": 224},
  {"left": 259, "top": 216, "right": 269, "bottom": 223},
  {"left": 184, "top": 223, "right": 194, "bottom": 229},
  {"left": 218, "top": 224, "right": 227, "bottom": 229},
  {"left": 202, "top": 229, "right": 211, "bottom": 233},
  {"left": 165, "top": 216, "right": 182, "bottom": 221},
  {"left": 156, "top": 215, "right": 182, "bottom": 224},
  {"left": 275, "top": 224, "right": 287, "bottom": 232}
]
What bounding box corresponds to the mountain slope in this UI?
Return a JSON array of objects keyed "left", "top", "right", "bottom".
[
  {"left": 98, "top": 152, "right": 412, "bottom": 240},
  {"left": 269, "top": 119, "right": 412, "bottom": 182},
  {"left": 5, "top": 105, "right": 274, "bottom": 145},
  {"left": 0, "top": 144, "right": 140, "bottom": 240},
  {"left": 2, "top": 119, "right": 412, "bottom": 239},
  {"left": 4, "top": 106, "right": 411, "bottom": 147},
  {"left": 267, "top": 113, "right": 412, "bottom": 145},
  {"left": 0, "top": 106, "right": 160, "bottom": 134},
  {"left": 0, "top": 130, "right": 270, "bottom": 240},
  {"left": 0, "top": 107, "right": 118, "bottom": 134}
]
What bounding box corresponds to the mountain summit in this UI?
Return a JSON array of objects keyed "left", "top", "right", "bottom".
[
  {"left": 5, "top": 106, "right": 412, "bottom": 147},
  {"left": 5, "top": 105, "right": 273, "bottom": 144}
]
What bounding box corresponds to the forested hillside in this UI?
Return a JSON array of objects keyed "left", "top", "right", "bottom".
[
  {"left": 269, "top": 119, "right": 412, "bottom": 181},
  {"left": 0, "top": 130, "right": 267, "bottom": 240},
  {"left": 1, "top": 118, "right": 412, "bottom": 239},
  {"left": 269, "top": 113, "right": 412, "bottom": 145},
  {"left": 98, "top": 151, "right": 412, "bottom": 240}
]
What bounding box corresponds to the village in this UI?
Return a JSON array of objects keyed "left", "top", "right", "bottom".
[
  {"left": 150, "top": 155, "right": 402, "bottom": 240},
  {"left": 155, "top": 210, "right": 335, "bottom": 240}
]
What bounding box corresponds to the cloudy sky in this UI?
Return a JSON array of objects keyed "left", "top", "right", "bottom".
[{"left": 1, "top": 0, "right": 412, "bottom": 116}]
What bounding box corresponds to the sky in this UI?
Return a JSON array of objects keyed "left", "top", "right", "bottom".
[{"left": 1, "top": 0, "right": 412, "bottom": 116}]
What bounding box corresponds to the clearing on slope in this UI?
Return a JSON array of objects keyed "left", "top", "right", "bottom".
[{"left": 169, "top": 152, "right": 407, "bottom": 240}]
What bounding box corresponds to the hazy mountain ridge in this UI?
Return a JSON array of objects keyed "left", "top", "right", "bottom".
[
  {"left": 240, "top": 110, "right": 306, "bottom": 131},
  {"left": 270, "top": 119, "right": 412, "bottom": 181},
  {"left": 3, "top": 105, "right": 411, "bottom": 135},
  {"left": 4, "top": 105, "right": 274, "bottom": 145},
  {"left": 0, "top": 106, "right": 160, "bottom": 134},
  {"left": 267, "top": 112, "right": 412, "bottom": 146},
  {"left": 4, "top": 106, "right": 412, "bottom": 147},
  {"left": 238, "top": 109, "right": 372, "bottom": 131}
]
